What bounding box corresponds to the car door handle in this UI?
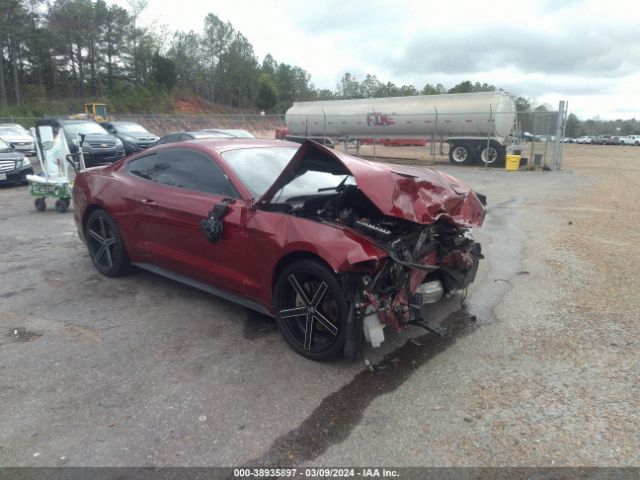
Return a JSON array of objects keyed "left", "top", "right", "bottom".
[{"left": 140, "top": 198, "right": 157, "bottom": 205}]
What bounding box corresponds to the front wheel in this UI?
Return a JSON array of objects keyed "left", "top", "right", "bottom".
[
  {"left": 273, "top": 260, "right": 348, "bottom": 360},
  {"left": 448, "top": 143, "right": 473, "bottom": 165},
  {"left": 85, "top": 209, "right": 130, "bottom": 277}
]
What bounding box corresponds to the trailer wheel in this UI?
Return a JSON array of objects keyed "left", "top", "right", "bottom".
[
  {"left": 480, "top": 143, "right": 506, "bottom": 167},
  {"left": 34, "top": 198, "right": 46, "bottom": 212},
  {"left": 449, "top": 143, "right": 472, "bottom": 165}
]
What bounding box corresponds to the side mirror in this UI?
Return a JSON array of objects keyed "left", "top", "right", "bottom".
[{"left": 201, "top": 198, "right": 235, "bottom": 243}]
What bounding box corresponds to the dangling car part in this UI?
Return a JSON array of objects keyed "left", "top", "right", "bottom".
[{"left": 72, "top": 139, "right": 485, "bottom": 360}]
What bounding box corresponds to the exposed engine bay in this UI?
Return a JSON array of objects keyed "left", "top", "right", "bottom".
[{"left": 270, "top": 183, "right": 483, "bottom": 353}]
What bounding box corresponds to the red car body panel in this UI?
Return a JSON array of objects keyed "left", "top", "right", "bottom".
[
  {"left": 73, "top": 140, "right": 391, "bottom": 315},
  {"left": 73, "top": 139, "right": 484, "bottom": 320}
]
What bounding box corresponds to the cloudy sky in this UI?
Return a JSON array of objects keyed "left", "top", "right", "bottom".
[{"left": 116, "top": 0, "right": 640, "bottom": 120}]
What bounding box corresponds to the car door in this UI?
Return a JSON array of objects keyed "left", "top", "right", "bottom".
[{"left": 124, "top": 147, "right": 252, "bottom": 296}]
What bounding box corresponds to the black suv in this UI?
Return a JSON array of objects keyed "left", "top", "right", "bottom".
[
  {"left": 100, "top": 121, "right": 159, "bottom": 154},
  {"left": 35, "top": 119, "right": 125, "bottom": 167}
]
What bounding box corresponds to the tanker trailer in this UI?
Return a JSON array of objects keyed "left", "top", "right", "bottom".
[{"left": 284, "top": 91, "right": 517, "bottom": 166}]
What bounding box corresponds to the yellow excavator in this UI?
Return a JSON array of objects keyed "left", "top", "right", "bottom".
[{"left": 70, "top": 103, "right": 112, "bottom": 122}]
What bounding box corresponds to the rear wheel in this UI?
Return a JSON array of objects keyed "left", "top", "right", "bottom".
[
  {"left": 55, "top": 199, "right": 68, "bottom": 213},
  {"left": 34, "top": 198, "right": 46, "bottom": 212},
  {"left": 273, "top": 260, "right": 348, "bottom": 360},
  {"left": 479, "top": 143, "right": 505, "bottom": 167},
  {"left": 85, "top": 209, "right": 130, "bottom": 277}
]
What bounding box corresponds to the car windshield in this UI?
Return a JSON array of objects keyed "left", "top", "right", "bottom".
[
  {"left": 0, "top": 127, "right": 25, "bottom": 136},
  {"left": 61, "top": 122, "right": 108, "bottom": 135},
  {"left": 222, "top": 146, "right": 355, "bottom": 199},
  {"left": 115, "top": 123, "right": 148, "bottom": 133}
]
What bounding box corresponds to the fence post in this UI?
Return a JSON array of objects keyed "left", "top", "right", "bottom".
[
  {"left": 485, "top": 105, "right": 493, "bottom": 169},
  {"left": 432, "top": 106, "right": 438, "bottom": 164},
  {"left": 552, "top": 100, "right": 566, "bottom": 171}
]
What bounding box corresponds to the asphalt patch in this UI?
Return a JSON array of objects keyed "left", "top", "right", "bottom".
[
  {"left": 249, "top": 308, "right": 478, "bottom": 467},
  {"left": 243, "top": 310, "right": 278, "bottom": 340},
  {"left": 4, "top": 327, "right": 42, "bottom": 343}
]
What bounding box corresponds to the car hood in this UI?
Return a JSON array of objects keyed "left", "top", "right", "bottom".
[
  {"left": 0, "top": 134, "right": 32, "bottom": 143},
  {"left": 0, "top": 150, "right": 24, "bottom": 161},
  {"left": 79, "top": 133, "right": 115, "bottom": 141},
  {"left": 257, "top": 140, "right": 485, "bottom": 227}
]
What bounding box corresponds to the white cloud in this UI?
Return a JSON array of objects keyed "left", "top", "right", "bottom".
[{"left": 114, "top": 0, "right": 640, "bottom": 119}]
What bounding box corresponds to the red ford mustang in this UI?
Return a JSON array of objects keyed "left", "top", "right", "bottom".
[{"left": 73, "top": 139, "right": 485, "bottom": 360}]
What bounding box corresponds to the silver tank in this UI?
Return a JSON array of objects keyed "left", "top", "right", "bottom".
[{"left": 285, "top": 91, "right": 516, "bottom": 139}]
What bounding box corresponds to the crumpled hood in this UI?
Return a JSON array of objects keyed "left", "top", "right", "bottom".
[{"left": 258, "top": 140, "right": 485, "bottom": 228}]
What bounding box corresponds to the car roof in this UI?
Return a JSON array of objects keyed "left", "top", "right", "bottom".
[
  {"left": 183, "top": 138, "right": 298, "bottom": 153},
  {"left": 39, "top": 118, "right": 95, "bottom": 124},
  {"left": 149, "top": 137, "right": 296, "bottom": 153}
]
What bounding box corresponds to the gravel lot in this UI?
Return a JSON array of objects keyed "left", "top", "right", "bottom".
[{"left": 0, "top": 144, "right": 638, "bottom": 467}]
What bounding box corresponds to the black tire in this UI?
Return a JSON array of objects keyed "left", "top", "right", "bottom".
[
  {"left": 479, "top": 142, "right": 505, "bottom": 167},
  {"left": 34, "top": 198, "right": 46, "bottom": 212},
  {"left": 448, "top": 143, "right": 473, "bottom": 165},
  {"left": 85, "top": 209, "right": 130, "bottom": 277},
  {"left": 55, "top": 199, "right": 68, "bottom": 213},
  {"left": 273, "top": 259, "right": 348, "bottom": 360}
]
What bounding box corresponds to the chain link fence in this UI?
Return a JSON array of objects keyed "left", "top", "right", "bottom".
[{"left": 1, "top": 106, "right": 568, "bottom": 170}]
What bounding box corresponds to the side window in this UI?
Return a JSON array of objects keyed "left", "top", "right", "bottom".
[
  {"left": 153, "top": 149, "right": 237, "bottom": 197},
  {"left": 125, "top": 154, "right": 157, "bottom": 181}
]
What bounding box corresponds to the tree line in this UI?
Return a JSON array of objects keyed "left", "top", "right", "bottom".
[{"left": 0, "top": 0, "right": 502, "bottom": 115}]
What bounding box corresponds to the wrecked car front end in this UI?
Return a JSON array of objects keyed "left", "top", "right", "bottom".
[
  {"left": 257, "top": 140, "right": 486, "bottom": 356},
  {"left": 340, "top": 217, "right": 483, "bottom": 356}
]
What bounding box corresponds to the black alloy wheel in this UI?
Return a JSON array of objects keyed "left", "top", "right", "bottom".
[
  {"left": 274, "top": 260, "right": 348, "bottom": 360},
  {"left": 85, "top": 209, "right": 130, "bottom": 277}
]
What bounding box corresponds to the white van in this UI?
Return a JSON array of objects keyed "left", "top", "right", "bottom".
[{"left": 621, "top": 135, "right": 640, "bottom": 146}]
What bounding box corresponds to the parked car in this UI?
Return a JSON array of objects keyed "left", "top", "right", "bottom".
[
  {"left": 100, "top": 121, "right": 159, "bottom": 154},
  {"left": 284, "top": 135, "right": 336, "bottom": 148},
  {"left": 577, "top": 136, "right": 594, "bottom": 144},
  {"left": 203, "top": 129, "right": 256, "bottom": 138},
  {"left": 72, "top": 139, "right": 486, "bottom": 360},
  {"left": 621, "top": 135, "right": 640, "bottom": 146},
  {"left": 0, "top": 137, "right": 33, "bottom": 185},
  {"left": 0, "top": 124, "right": 36, "bottom": 156},
  {"left": 594, "top": 135, "right": 619, "bottom": 145},
  {"left": 35, "top": 119, "right": 125, "bottom": 167},
  {"left": 562, "top": 137, "right": 575, "bottom": 143},
  {"left": 153, "top": 131, "right": 234, "bottom": 146}
]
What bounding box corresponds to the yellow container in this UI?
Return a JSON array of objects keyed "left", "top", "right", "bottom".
[{"left": 505, "top": 154, "right": 521, "bottom": 171}]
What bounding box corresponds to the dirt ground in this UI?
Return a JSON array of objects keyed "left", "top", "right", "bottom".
[{"left": 0, "top": 143, "right": 639, "bottom": 467}]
